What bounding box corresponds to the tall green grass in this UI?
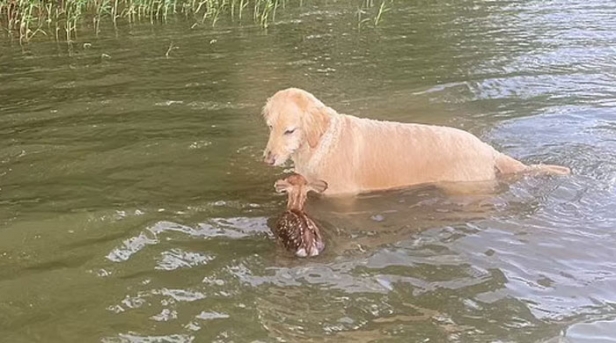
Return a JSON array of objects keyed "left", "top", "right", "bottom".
[
  {"left": 0, "top": 0, "right": 389, "bottom": 44},
  {"left": 0, "top": 0, "right": 286, "bottom": 43}
]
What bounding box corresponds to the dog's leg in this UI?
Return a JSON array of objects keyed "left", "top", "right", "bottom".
[
  {"left": 311, "top": 195, "right": 360, "bottom": 215},
  {"left": 436, "top": 180, "right": 502, "bottom": 196}
]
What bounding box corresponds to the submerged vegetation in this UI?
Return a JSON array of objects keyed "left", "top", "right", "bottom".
[{"left": 0, "top": 0, "right": 390, "bottom": 44}]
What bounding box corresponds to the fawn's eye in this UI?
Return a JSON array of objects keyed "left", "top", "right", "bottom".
[{"left": 284, "top": 128, "right": 296, "bottom": 135}]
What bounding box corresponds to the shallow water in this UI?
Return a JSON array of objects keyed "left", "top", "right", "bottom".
[{"left": 2, "top": 0, "right": 616, "bottom": 342}]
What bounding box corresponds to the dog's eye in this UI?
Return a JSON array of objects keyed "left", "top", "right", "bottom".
[
  {"left": 268, "top": 125, "right": 273, "bottom": 130},
  {"left": 284, "top": 129, "right": 295, "bottom": 135}
]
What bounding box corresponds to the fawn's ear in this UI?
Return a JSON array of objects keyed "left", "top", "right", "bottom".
[
  {"left": 274, "top": 179, "right": 292, "bottom": 193},
  {"left": 308, "top": 180, "right": 328, "bottom": 194}
]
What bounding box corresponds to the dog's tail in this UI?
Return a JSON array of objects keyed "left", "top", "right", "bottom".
[
  {"left": 525, "top": 164, "right": 571, "bottom": 175},
  {"left": 495, "top": 153, "right": 571, "bottom": 176}
]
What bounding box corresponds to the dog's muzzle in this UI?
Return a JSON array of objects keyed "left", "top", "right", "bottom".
[{"left": 264, "top": 150, "right": 276, "bottom": 166}]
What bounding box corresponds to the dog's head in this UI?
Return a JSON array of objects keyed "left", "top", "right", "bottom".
[{"left": 262, "top": 88, "right": 331, "bottom": 166}]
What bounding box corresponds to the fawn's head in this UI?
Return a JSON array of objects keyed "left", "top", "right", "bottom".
[{"left": 275, "top": 174, "right": 327, "bottom": 211}]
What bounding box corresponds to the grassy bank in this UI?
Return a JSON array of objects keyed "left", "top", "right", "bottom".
[{"left": 1, "top": 0, "right": 389, "bottom": 44}]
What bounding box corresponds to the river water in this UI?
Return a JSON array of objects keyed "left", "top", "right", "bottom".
[{"left": 2, "top": 0, "right": 616, "bottom": 342}]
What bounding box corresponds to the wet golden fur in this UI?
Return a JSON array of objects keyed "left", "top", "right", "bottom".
[{"left": 262, "top": 88, "right": 570, "bottom": 196}]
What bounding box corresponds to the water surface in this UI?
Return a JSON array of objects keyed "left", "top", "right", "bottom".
[{"left": 2, "top": 0, "right": 616, "bottom": 342}]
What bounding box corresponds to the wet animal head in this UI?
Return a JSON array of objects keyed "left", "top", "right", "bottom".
[
  {"left": 262, "top": 88, "right": 331, "bottom": 166},
  {"left": 274, "top": 173, "right": 328, "bottom": 211}
]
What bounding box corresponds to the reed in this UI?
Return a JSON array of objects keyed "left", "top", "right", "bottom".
[
  {"left": 356, "top": 0, "right": 390, "bottom": 31},
  {"left": 0, "top": 0, "right": 390, "bottom": 44}
]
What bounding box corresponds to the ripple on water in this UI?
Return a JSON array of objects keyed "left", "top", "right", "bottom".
[
  {"left": 106, "top": 217, "right": 271, "bottom": 263},
  {"left": 156, "top": 249, "right": 215, "bottom": 271},
  {"left": 102, "top": 333, "right": 195, "bottom": 343}
]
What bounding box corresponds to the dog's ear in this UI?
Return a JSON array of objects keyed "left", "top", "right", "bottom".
[
  {"left": 261, "top": 97, "right": 270, "bottom": 119},
  {"left": 274, "top": 179, "right": 291, "bottom": 193},
  {"left": 289, "top": 90, "right": 331, "bottom": 149},
  {"left": 303, "top": 106, "right": 331, "bottom": 148},
  {"left": 308, "top": 180, "right": 328, "bottom": 194}
]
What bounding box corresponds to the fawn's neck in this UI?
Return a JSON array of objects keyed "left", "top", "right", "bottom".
[{"left": 286, "top": 191, "right": 306, "bottom": 211}]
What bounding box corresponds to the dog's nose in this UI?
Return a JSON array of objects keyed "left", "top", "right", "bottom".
[{"left": 264, "top": 151, "right": 276, "bottom": 165}]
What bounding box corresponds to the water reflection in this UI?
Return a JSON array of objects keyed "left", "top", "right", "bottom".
[{"left": 98, "top": 172, "right": 583, "bottom": 341}]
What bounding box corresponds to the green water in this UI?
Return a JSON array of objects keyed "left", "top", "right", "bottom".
[{"left": 2, "top": 1, "right": 616, "bottom": 342}]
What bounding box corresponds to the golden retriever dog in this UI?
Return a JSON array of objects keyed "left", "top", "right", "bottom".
[{"left": 262, "top": 88, "right": 570, "bottom": 196}]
